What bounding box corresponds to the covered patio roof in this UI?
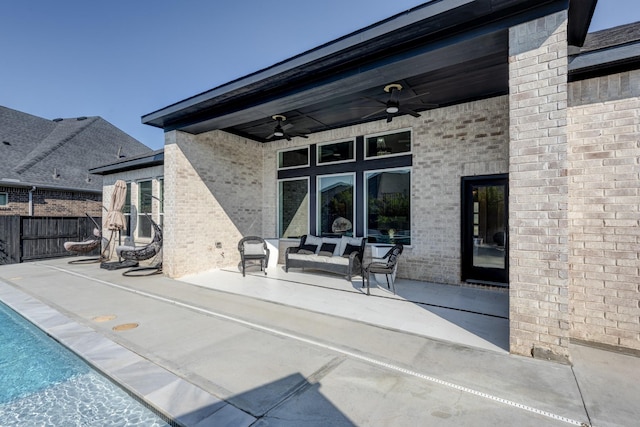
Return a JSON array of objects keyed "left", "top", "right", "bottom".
[{"left": 142, "top": 0, "right": 597, "bottom": 143}]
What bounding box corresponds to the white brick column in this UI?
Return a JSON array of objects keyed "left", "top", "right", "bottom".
[
  {"left": 508, "top": 11, "right": 570, "bottom": 360},
  {"left": 163, "top": 130, "right": 264, "bottom": 278}
]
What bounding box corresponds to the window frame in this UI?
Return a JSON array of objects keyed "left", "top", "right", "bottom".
[
  {"left": 0, "top": 192, "right": 8, "bottom": 206},
  {"left": 137, "top": 179, "right": 153, "bottom": 239},
  {"left": 316, "top": 172, "right": 356, "bottom": 237},
  {"left": 316, "top": 139, "right": 356, "bottom": 166},
  {"left": 158, "top": 177, "right": 164, "bottom": 229},
  {"left": 277, "top": 146, "right": 310, "bottom": 170},
  {"left": 364, "top": 128, "right": 412, "bottom": 160},
  {"left": 277, "top": 177, "right": 310, "bottom": 239},
  {"left": 364, "top": 167, "right": 412, "bottom": 246}
]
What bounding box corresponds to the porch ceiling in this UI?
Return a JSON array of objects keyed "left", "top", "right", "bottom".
[{"left": 142, "top": 0, "right": 597, "bottom": 143}]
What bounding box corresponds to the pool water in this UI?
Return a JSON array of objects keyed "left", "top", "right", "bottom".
[{"left": 0, "top": 302, "right": 171, "bottom": 426}]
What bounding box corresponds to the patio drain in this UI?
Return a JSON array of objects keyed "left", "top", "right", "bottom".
[
  {"left": 112, "top": 323, "right": 139, "bottom": 331},
  {"left": 92, "top": 315, "right": 117, "bottom": 322}
]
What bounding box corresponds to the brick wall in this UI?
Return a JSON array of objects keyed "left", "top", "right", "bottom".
[
  {"left": 0, "top": 186, "right": 101, "bottom": 217},
  {"left": 261, "top": 97, "right": 509, "bottom": 285},
  {"left": 163, "top": 130, "right": 264, "bottom": 278},
  {"left": 568, "top": 70, "right": 640, "bottom": 352},
  {"left": 508, "top": 11, "right": 571, "bottom": 360}
]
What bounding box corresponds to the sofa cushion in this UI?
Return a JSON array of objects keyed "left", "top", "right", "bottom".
[
  {"left": 318, "top": 243, "right": 337, "bottom": 256},
  {"left": 288, "top": 253, "right": 350, "bottom": 265},
  {"left": 304, "top": 235, "right": 322, "bottom": 251},
  {"left": 243, "top": 243, "right": 264, "bottom": 255}
]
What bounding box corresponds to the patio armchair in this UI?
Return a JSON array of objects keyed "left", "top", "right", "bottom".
[
  {"left": 238, "top": 236, "right": 270, "bottom": 277},
  {"left": 363, "top": 244, "right": 403, "bottom": 295}
]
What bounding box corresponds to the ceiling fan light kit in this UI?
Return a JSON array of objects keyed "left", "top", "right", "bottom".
[{"left": 266, "top": 114, "right": 308, "bottom": 141}]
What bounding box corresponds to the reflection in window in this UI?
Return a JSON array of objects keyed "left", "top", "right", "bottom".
[
  {"left": 279, "top": 179, "right": 309, "bottom": 238},
  {"left": 365, "top": 130, "right": 411, "bottom": 158},
  {"left": 278, "top": 147, "right": 309, "bottom": 169},
  {"left": 472, "top": 185, "right": 506, "bottom": 269},
  {"left": 317, "top": 140, "right": 354, "bottom": 164},
  {"left": 318, "top": 174, "right": 354, "bottom": 237},
  {"left": 366, "top": 169, "right": 411, "bottom": 245},
  {"left": 138, "top": 180, "right": 152, "bottom": 238}
]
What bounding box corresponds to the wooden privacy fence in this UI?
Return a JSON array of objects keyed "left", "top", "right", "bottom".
[{"left": 0, "top": 216, "right": 101, "bottom": 265}]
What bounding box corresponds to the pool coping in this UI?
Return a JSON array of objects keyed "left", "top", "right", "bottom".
[{"left": 0, "top": 281, "right": 256, "bottom": 427}]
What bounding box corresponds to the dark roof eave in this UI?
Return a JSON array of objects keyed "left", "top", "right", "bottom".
[
  {"left": 141, "top": 0, "right": 479, "bottom": 128},
  {"left": 89, "top": 150, "right": 165, "bottom": 175},
  {"left": 569, "top": 41, "right": 640, "bottom": 80}
]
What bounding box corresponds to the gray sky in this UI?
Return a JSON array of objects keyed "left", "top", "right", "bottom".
[{"left": 2, "top": 0, "right": 638, "bottom": 150}]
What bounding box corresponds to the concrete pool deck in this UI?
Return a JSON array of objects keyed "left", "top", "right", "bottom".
[{"left": 0, "top": 258, "right": 639, "bottom": 426}]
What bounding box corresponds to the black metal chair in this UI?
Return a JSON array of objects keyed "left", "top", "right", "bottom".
[
  {"left": 363, "top": 244, "right": 403, "bottom": 295},
  {"left": 115, "top": 217, "right": 163, "bottom": 276},
  {"left": 238, "top": 236, "right": 270, "bottom": 277}
]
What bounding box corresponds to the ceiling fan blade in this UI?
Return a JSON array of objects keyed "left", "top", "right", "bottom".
[
  {"left": 282, "top": 123, "right": 294, "bottom": 131},
  {"left": 386, "top": 114, "right": 393, "bottom": 123},
  {"left": 399, "top": 107, "right": 421, "bottom": 118},
  {"left": 361, "top": 107, "right": 387, "bottom": 119},
  {"left": 266, "top": 133, "right": 276, "bottom": 139}
]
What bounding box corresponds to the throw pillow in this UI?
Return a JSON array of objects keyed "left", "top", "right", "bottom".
[
  {"left": 338, "top": 236, "right": 362, "bottom": 257},
  {"left": 342, "top": 243, "right": 361, "bottom": 257},
  {"left": 298, "top": 244, "right": 317, "bottom": 255},
  {"left": 304, "top": 235, "right": 322, "bottom": 247},
  {"left": 318, "top": 243, "right": 337, "bottom": 256}
]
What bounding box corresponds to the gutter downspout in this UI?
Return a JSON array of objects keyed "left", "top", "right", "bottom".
[{"left": 28, "top": 186, "right": 36, "bottom": 216}]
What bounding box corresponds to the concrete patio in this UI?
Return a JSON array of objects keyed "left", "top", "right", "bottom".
[{"left": 0, "top": 258, "right": 638, "bottom": 426}]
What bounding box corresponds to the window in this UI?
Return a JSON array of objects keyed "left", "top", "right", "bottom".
[
  {"left": 317, "top": 174, "right": 355, "bottom": 237},
  {"left": 278, "top": 147, "right": 309, "bottom": 169},
  {"left": 317, "top": 140, "right": 354, "bottom": 164},
  {"left": 366, "top": 169, "right": 411, "bottom": 245},
  {"left": 365, "top": 130, "right": 411, "bottom": 159},
  {"left": 138, "top": 180, "right": 153, "bottom": 238},
  {"left": 278, "top": 178, "right": 309, "bottom": 238},
  {"left": 0, "top": 192, "right": 7, "bottom": 206}
]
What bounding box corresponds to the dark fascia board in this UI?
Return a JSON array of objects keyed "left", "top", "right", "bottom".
[
  {"left": 569, "top": 41, "right": 640, "bottom": 80},
  {"left": 143, "top": 0, "right": 577, "bottom": 131},
  {"left": 568, "top": 0, "right": 598, "bottom": 47},
  {"left": 0, "top": 180, "right": 102, "bottom": 195},
  {"left": 89, "top": 150, "right": 164, "bottom": 175}
]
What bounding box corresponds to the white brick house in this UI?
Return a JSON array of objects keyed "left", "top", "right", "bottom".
[{"left": 136, "top": 0, "right": 638, "bottom": 361}]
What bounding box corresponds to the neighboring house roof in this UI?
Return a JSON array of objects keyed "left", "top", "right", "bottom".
[
  {"left": 0, "top": 106, "right": 152, "bottom": 192},
  {"left": 89, "top": 149, "right": 164, "bottom": 175},
  {"left": 569, "top": 21, "right": 640, "bottom": 80},
  {"left": 142, "top": 0, "right": 597, "bottom": 142},
  {"left": 581, "top": 21, "right": 640, "bottom": 52}
]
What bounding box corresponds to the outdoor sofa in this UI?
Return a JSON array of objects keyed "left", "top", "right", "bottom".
[{"left": 285, "top": 234, "right": 365, "bottom": 280}]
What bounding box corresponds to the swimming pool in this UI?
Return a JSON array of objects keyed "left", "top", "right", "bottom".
[{"left": 0, "top": 301, "right": 171, "bottom": 426}]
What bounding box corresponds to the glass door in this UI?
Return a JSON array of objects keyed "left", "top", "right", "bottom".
[{"left": 461, "top": 175, "right": 508, "bottom": 285}]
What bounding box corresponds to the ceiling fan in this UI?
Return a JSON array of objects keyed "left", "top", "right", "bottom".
[
  {"left": 266, "top": 115, "right": 309, "bottom": 141},
  {"left": 361, "top": 83, "right": 437, "bottom": 123}
]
